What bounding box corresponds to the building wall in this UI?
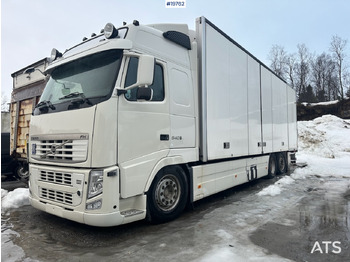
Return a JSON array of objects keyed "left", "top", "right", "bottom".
[
  {"left": 10, "top": 58, "right": 48, "bottom": 157},
  {"left": 1, "top": 112, "right": 11, "bottom": 133}
]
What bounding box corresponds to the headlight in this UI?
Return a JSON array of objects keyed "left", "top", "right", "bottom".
[{"left": 88, "top": 170, "right": 103, "bottom": 199}]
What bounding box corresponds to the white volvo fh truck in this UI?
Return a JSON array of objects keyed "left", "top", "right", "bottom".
[{"left": 28, "top": 17, "right": 297, "bottom": 226}]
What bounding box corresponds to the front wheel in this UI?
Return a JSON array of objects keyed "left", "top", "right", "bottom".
[{"left": 147, "top": 166, "right": 188, "bottom": 223}]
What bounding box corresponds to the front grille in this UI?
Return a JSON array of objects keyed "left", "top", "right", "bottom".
[
  {"left": 31, "top": 134, "right": 88, "bottom": 163},
  {"left": 40, "top": 188, "right": 73, "bottom": 205},
  {"left": 35, "top": 167, "right": 85, "bottom": 207},
  {"left": 40, "top": 170, "right": 72, "bottom": 185}
]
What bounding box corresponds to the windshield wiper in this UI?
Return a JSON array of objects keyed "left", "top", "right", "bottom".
[
  {"left": 59, "top": 92, "right": 93, "bottom": 105},
  {"left": 35, "top": 100, "right": 56, "bottom": 110}
]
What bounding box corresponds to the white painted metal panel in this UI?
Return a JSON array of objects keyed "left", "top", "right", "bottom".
[
  {"left": 287, "top": 86, "right": 298, "bottom": 150},
  {"left": 192, "top": 155, "right": 269, "bottom": 202},
  {"left": 197, "top": 16, "right": 297, "bottom": 161},
  {"left": 272, "top": 75, "right": 288, "bottom": 151},
  {"left": 169, "top": 67, "right": 194, "bottom": 117},
  {"left": 261, "top": 66, "right": 273, "bottom": 153},
  {"left": 205, "top": 24, "right": 231, "bottom": 160},
  {"left": 203, "top": 22, "right": 249, "bottom": 160},
  {"left": 247, "top": 56, "right": 262, "bottom": 155},
  {"left": 170, "top": 115, "right": 196, "bottom": 148},
  {"left": 228, "top": 40, "right": 249, "bottom": 158},
  {"left": 192, "top": 158, "right": 247, "bottom": 201}
]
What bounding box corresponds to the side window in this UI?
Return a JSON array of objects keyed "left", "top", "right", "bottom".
[{"left": 124, "top": 57, "right": 165, "bottom": 101}]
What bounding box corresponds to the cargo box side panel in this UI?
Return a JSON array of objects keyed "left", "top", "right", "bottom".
[
  {"left": 247, "top": 57, "right": 262, "bottom": 155},
  {"left": 272, "top": 75, "right": 288, "bottom": 152},
  {"left": 261, "top": 67, "right": 273, "bottom": 153},
  {"left": 205, "top": 24, "right": 231, "bottom": 160},
  {"left": 205, "top": 23, "right": 248, "bottom": 161},
  {"left": 287, "top": 86, "right": 298, "bottom": 150}
]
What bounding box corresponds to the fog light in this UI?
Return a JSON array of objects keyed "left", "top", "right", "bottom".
[
  {"left": 50, "top": 48, "right": 62, "bottom": 62},
  {"left": 86, "top": 199, "right": 102, "bottom": 210},
  {"left": 104, "top": 23, "right": 118, "bottom": 39}
]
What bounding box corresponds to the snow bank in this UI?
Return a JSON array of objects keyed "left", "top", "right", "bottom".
[
  {"left": 298, "top": 114, "right": 350, "bottom": 159},
  {"left": 257, "top": 115, "right": 350, "bottom": 196},
  {"left": 1, "top": 188, "right": 30, "bottom": 213},
  {"left": 301, "top": 100, "right": 339, "bottom": 107},
  {"left": 296, "top": 114, "right": 350, "bottom": 178},
  {"left": 257, "top": 176, "right": 294, "bottom": 196}
]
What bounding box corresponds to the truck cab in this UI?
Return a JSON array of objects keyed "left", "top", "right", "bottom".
[{"left": 29, "top": 21, "right": 198, "bottom": 226}]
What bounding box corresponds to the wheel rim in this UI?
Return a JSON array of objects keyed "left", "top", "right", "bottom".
[
  {"left": 155, "top": 174, "right": 181, "bottom": 212},
  {"left": 17, "top": 167, "right": 29, "bottom": 179}
]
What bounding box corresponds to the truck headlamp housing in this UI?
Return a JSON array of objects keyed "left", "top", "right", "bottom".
[
  {"left": 86, "top": 199, "right": 102, "bottom": 210},
  {"left": 50, "top": 48, "right": 62, "bottom": 62},
  {"left": 88, "top": 170, "right": 103, "bottom": 199},
  {"left": 104, "top": 23, "right": 118, "bottom": 39}
]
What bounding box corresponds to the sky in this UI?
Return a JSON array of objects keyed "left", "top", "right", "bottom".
[{"left": 1, "top": 0, "right": 350, "bottom": 103}]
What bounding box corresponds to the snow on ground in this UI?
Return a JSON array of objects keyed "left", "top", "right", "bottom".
[
  {"left": 301, "top": 100, "right": 340, "bottom": 107},
  {"left": 1, "top": 188, "right": 30, "bottom": 213},
  {"left": 257, "top": 114, "right": 350, "bottom": 197}
]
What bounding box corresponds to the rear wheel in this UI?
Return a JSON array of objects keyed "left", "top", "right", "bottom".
[
  {"left": 147, "top": 166, "right": 188, "bottom": 223},
  {"left": 276, "top": 153, "right": 288, "bottom": 174},
  {"left": 267, "top": 154, "right": 277, "bottom": 179}
]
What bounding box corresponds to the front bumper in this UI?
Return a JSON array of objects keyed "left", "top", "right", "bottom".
[
  {"left": 29, "top": 196, "right": 124, "bottom": 227},
  {"left": 29, "top": 163, "right": 146, "bottom": 227},
  {"left": 29, "top": 164, "right": 123, "bottom": 227}
]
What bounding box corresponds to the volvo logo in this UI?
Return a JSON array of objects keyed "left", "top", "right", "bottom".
[{"left": 50, "top": 144, "right": 57, "bottom": 154}]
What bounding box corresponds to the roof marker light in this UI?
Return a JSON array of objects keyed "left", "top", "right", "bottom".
[{"left": 104, "top": 23, "right": 118, "bottom": 39}]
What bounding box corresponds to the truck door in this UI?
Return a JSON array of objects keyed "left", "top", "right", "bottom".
[{"left": 118, "top": 56, "right": 170, "bottom": 198}]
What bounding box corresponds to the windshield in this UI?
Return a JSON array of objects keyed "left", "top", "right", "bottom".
[{"left": 34, "top": 49, "right": 122, "bottom": 115}]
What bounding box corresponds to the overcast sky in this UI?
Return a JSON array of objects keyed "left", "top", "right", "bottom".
[{"left": 1, "top": 0, "right": 349, "bottom": 101}]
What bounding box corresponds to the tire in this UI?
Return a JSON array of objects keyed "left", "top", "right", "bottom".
[
  {"left": 267, "top": 154, "right": 277, "bottom": 179},
  {"left": 276, "top": 153, "right": 288, "bottom": 174},
  {"left": 147, "top": 166, "right": 188, "bottom": 223},
  {"left": 16, "top": 163, "right": 29, "bottom": 181}
]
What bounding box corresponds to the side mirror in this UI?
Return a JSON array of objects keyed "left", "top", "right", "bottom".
[
  {"left": 117, "top": 54, "right": 155, "bottom": 96},
  {"left": 136, "top": 87, "right": 153, "bottom": 101},
  {"left": 136, "top": 54, "right": 155, "bottom": 87}
]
